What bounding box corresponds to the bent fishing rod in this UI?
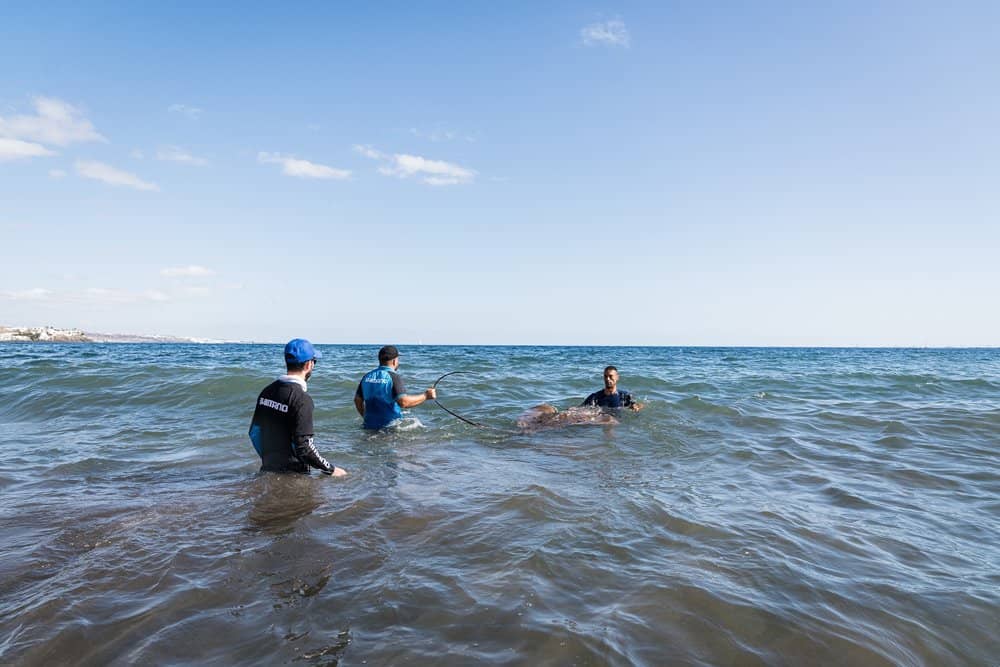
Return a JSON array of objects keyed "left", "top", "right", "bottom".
[{"left": 432, "top": 371, "right": 488, "bottom": 428}]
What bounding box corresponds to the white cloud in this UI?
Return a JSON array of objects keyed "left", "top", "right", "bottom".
[
  {"left": 360, "top": 148, "right": 476, "bottom": 186},
  {"left": 408, "top": 127, "right": 479, "bottom": 143},
  {"left": 168, "top": 103, "right": 203, "bottom": 119},
  {"left": 157, "top": 145, "right": 208, "bottom": 166},
  {"left": 0, "top": 286, "right": 201, "bottom": 305},
  {"left": 49, "top": 169, "right": 66, "bottom": 178},
  {"left": 160, "top": 265, "right": 215, "bottom": 278},
  {"left": 353, "top": 144, "right": 384, "bottom": 160},
  {"left": 258, "top": 152, "right": 351, "bottom": 180},
  {"left": 83, "top": 288, "right": 169, "bottom": 303},
  {"left": 0, "top": 96, "right": 106, "bottom": 146},
  {"left": 410, "top": 127, "right": 455, "bottom": 142},
  {"left": 75, "top": 159, "right": 159, "bottom": 191},
  {"left": 581, "top": 19, "right": 630, "bottom": 47},
  {"left": 146, "top": 290, "right": 170, "bottom": 302},
  {"left": 0, "top": 288, "right": 54, "bottom": 301},
  {"left": 0, "top": 137, "right": 55, "bottom": 161}
]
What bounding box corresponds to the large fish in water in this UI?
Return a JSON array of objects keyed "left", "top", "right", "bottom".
[{"left": 516, "top": 404, "right": 618, "bottom": 430}]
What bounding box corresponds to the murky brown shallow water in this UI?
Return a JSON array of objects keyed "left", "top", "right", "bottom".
[{"left": 2, "top": 345, "right": 997, "bottom": 665}]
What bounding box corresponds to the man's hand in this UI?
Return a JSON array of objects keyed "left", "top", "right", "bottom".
[
  {"left": 330, "top": 466, "right": 347, "bottom": 477},
  {"left": 425, "top": 387, "right": 437, "bottom": 400},
  {"left": 630, "top": 402, "right": 644, "bottom": 412}
]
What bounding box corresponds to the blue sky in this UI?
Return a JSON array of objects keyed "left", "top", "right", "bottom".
[{"left": 2, "top": 2, "right": 998, "bottom": 345}]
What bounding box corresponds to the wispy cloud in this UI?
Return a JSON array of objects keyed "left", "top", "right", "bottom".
[
  {"left": 157, "top": 145, "right": 208, "bottom": 166},
  {"left": 382, "top": 155, "right": 476, "bottom": 186},
  {"left": 161, "top": 265, "right": 215, "bottom": 278},
  {"left": 168, "top": 103, "right": 203, "bottom": 119},
  {"left": 413, "top": 127, "right": 455, "bottom": 142},
  {"left": 0, "top": 287, "right": 167, "bottom": 304},
  {"left": 0, "top": 96, "right": 106, "bottom": 146},
  {"left": 0, "top": 286, "right": 211, "bottom": 305},
  {"left": 0, "top": 288, "right": 54, "bottom": 301},
  {"left": 0, "top": 137, "right": 55, "bottom": 161},
  {"left": 581, "top": 19, "right": 630, "bottom": 48},
  {"left": 409, "top": 127, "right": 479, "bottom": 143},
  {"left": 49, "top": 168, "right": 66, "bottom": 178},
  {"left": 258, "top": 152, "right": 351, "bottom": 180},
  {"left": 75, "top": 159, "right": 159, "bottom": 191},
  {"left": 355, "top": 145, "right": 476, "bottom": 186},
  {"left": 83, "top": 288, "right": 170, "bottom": 303},
  {"left": 353, "top": 144, "right": 384, "bottom": 160}
]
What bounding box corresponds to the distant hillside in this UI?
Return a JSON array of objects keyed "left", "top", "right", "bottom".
[{"left": 0, "top": 326, "right": 201, "bottom": 344}]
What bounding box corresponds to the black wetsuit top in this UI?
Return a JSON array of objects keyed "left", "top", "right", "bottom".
[
  {"left": 581, "top": 389, "right": 635, "bottom": 409},
  {"left": 249, "top": 379, "right": 334, "bottom": 474}
]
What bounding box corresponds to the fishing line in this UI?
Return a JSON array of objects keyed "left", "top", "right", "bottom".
[
  {"left": 432, "top": 371, "right": 488, "bottom": 428},
  {"left": 431, "top": 371, "right": 542, "bottom": 437}
]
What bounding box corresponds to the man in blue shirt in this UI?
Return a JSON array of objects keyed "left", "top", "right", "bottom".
[
  {"left": 354, "top": 345, "right": 437, "bottom": 429},
  {"left": 581, "top": 365, "right": 643, "bottom": 412}
]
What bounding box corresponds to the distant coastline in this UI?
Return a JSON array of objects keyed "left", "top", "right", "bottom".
[{"left": 0, "top": 325, "right": 204, "bottom": 344}]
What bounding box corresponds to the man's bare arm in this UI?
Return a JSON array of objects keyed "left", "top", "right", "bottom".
[{"left": 397, "top": 387, "right": 436, "bottom": 409}]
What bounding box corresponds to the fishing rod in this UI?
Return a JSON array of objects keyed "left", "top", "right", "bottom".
[{"left": 432, "top": 371, "right": 488, "bottom": 428}]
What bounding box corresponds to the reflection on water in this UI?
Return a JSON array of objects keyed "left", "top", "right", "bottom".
[{"left": 247, "top": 473, "right": 324, "bottom": 534}]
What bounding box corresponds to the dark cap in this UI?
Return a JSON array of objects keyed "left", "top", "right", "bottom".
[
  {"left": 285, "top": 338, "right": 321, "bottom": 364},
  {"left": 378, "top": 345, "right": 399, "bottom": 364}
]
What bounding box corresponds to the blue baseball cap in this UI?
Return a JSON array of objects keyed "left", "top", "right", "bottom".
[{"left": 284, "top": 338, "right": 321, "bottom": 364}]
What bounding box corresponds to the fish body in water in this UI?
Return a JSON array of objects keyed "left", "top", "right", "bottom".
[{"left": 516, "top": 404, "right": 618, "bottom": 430}]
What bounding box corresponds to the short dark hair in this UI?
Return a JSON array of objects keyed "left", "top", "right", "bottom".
[
  {"left": 604, "top": 365, "right": 618, "bottom": 374},
  {"left": 287, "top": 360, "right": 309, "bottom": 373},
  {"left": 379, "top": 345, "right": 399, "bottom": 365}
]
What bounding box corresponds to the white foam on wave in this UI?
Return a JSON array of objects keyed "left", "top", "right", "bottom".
[{"left": 391, "top": 417, "right": 425, "bottom": 431}]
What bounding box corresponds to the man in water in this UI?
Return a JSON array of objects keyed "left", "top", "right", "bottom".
[
  {"left": 581, "top": 366, "right": 643, "bottom": 412},
  {"left": 354, "top": 345, "right": 437, "bottom": 429},
  {"left": 249, "top": 338, "right": 347, "bottom": 477}
]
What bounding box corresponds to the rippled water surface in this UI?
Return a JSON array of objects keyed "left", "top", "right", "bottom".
[{"left": 1, "top": 344, "right": 998, "bottom": 665}]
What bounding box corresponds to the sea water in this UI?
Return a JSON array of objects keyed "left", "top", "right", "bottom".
[{"left": 0, "top": 344, "right": 997, "bottom": 665}]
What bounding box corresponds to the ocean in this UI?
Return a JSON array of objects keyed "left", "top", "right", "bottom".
[{"left": 0, "top": 344, "right": 997, "bottom": 665}]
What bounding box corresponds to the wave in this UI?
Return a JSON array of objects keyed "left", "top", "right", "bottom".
[{"left": 2, "top": 344, "right": 998, "bottom": 665}]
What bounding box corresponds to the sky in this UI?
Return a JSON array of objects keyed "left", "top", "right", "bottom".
[{"left": 2, "top": 2, "right": 998, "bottom": 346}]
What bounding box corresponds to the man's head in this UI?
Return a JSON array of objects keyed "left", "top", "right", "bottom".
[
  {"left": 285, "top": 338, "right": 321, "bottom": 379},
  {"left": 378, "top": 345, "right": 400, "bottom": 369},
  {"left": 603, "top": 365, "right": 619, "bottom": 390}
]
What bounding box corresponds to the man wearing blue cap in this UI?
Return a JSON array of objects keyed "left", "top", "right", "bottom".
[{"left": 248, "top": 338, "right": 347, "bottom": 476}]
